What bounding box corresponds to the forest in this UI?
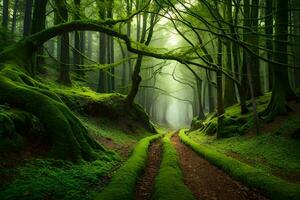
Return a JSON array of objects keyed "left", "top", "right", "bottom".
[{"left": 0, "top": 0, "right": 300, "bottom": 199}]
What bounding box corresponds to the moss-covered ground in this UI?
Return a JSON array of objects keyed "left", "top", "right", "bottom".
[
  {"left": 189, "top": 92, "right": 300, "bottom": 181},
  {"left": 0, "top": 65, "right": 157, "bottom": 200}
]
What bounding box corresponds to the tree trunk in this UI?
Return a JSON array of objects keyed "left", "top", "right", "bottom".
[
  {"left": 197, "top": 78, "right": 206, "bottom": 119},
  {"left": 292, "top": 0, "right": 300, "bottom": 87},
  {"left": 216, "top": 37, "right": 224, "bottom": 138},
  {"left": 2, "top": 0, "right": 9, "bottom": 28},
  {"left": 23, "top": 0, "right": 33, "bottom": 36},
  {"left": 265, "top": 0, "right": 273, "bottom": 90},
  {"left": 262, "top": 0, "right": 297, "bottom": 120},
  {"left": 126, "top": 9, "right": 157, "bottom": 105},
  {"left": 31, "top": 0, "right": 48, "bottom": 74},
  {"left": 224, "top": 0, "right": 237, "bottom": 107},
  {"left": 248, "top": 0, "right": 261, "bottom": 97},
  {"left": 54, "top": 0, "right": 71, "bottom": 85},
  {"left": 73, "top": 0, "right": 84, "bottom": 80},
  {"left": 11, "top": 0, "right": 19, "bottom": 33},
  {"left": 97, "top": 0, "right": 107, "bottom": 92},
  {"left": 241, "top": 0, "right": 251, "bottom": 100}
]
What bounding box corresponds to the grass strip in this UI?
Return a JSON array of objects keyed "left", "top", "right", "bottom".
[
  {"left": 153, "top": 132, "right": 195, "bottom": 200},
  {"left": 95, "top": 133, "right": 163, "bottom": 200},
  {"left": 179, "top": 129, "right": 300, "bottom": 200}
]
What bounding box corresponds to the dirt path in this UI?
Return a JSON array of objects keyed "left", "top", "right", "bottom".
[
  {"left": 172, "top": 135, "right": 267, "bottom": 200},
  {"left": 135, "top": 140, "right": 162, "bottom": 200}
]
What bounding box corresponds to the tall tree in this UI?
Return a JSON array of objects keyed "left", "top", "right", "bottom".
[
  {"left": 262, "top": 0, "right": 297, "bottom": 119},
  {"left": 292, "top": 0, "right": 300, "bottom": 87},
  {"left": 126, "top": 8, "right": 157, "bottom": 105},
  {"left": 23, "top": 0, "right": 33, "bottom": 36},
  {"left": 97, "top": 0, "right": 107, "bottom": 92},
  {"left": 31, "top": 0, "right": 48, "bottom": 74},
  {"left": 11, "top": 0, "right": 19, "bottom": 33},
  {"left": 2, "top": 0, "right": 9, "bottom": 28},
  {"left": 224, "top": 0, "right": 237, "bottom": 107},
  {"left": 54, "top": 0, "right": 71, "bottom": 85},
  {"left": 73, "top": 0, "right": 85, "bottom": 80},
  {"left": 265, "top": 0, "right": 273, "bottom": 90}
]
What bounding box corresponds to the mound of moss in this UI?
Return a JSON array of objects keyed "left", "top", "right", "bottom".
[
  {"left": 95, "top": 133, "right": 163, "bottom": 200},
  {"left": 50, "top": 85, "right": 156, "bottom": 133},
  {"left": 153, "top": 132, "right": 195, "bottom": 200},
  {"left": 0, "top": 65, "right": 112, "bottom": 162},
  {"left": 191, "top": 94, "right": 271, "bottom": 138},
  {"left": 0, "top": 105, "right": 43, "bottom": 154}
]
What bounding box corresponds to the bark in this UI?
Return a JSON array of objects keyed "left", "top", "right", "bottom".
[
  {"left": 224, "top": 0, "right": 237, "bottom": 107},
  {"left": 97, "top": 0, "right": 107, "bottom": 92},
  {"left": 54, "top": 0, "right": 71, "bottom": 85},
  {"left": 126, "top": 10, "right": 149, "bottom": 105},
  {"left": 197, "top": 78, "right": 206, "bottom": 119},
  {"left": 292, "top": 0, "right": 300, "bottom": 87},
  {"left": 23, "top": 0, "right": 33, "bottom": 36},
  {"left": 2, "top": 0, "right": 9, "bottom": 28},
  {"left": 31, "top": 0, "right": 48, "bottom": 74},
  {"left": 216, "top": 37, "right": 224, "bottom": 138},
  {"left": 73, "top": 0, "right": 84, "bottom": 79},
  {"left": 241, "top": 0, "right": 251, "bottom": 100},
  {"left": 248, "top": 0, "right": 261, "bottom": 97},
  {"left": 11, "top": 0, "right": 19, "bottom": 33},
  {"left": 265, "top": 0, "right": 273, "bottom": 90}
]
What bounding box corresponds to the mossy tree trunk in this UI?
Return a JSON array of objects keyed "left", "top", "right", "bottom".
[{"left": 0, "top": 66, "right": 106, "bottom": 162}]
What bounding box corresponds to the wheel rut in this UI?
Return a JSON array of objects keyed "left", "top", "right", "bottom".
[
  {"left": 135, "top": 139, "right": 162, "bottom": 200},
  {"left": 171, "top": 134, "right": 267, "bottom": 200}
]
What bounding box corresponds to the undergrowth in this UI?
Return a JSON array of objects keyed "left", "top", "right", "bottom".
[{"left": 0, "top": 158, "right": 119, "bottom": 200}]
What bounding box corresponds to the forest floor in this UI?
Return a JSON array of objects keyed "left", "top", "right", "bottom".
[
  {"left": 171, "top": 134, "right": 266, "bottom": 200},
  {"left": 130, "top": 132, "right": 268, "bottom": 200},
  {"left": 135, "top": 140, "right": 162, "bottom": 200}
]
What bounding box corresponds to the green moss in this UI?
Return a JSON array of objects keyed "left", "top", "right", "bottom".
[
  {"left": 179, "top": 130, "right": 300, "bottom": 200},
  {"left": 0, "top": 158, "right": 118, "bottom": 200},
  {"left": 95, "top": 133, "right": 163, "bottom": 200},
  {"left": 153, "top": 132, "right": 195, "bottom": 200},
  {"left": 0, "top": 65, "right": 110, "bottom": 162},
  {"left": 193, "top": 94, "right": 270, "bottom": 138}
]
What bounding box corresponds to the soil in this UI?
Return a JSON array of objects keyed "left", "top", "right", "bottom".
[
  {"left": 96, "top": 136, "right": 135, "bottom": 159},
  {"left": 135, "top": 140, "right": 162, "bottom": 200},
  {"left": 171, "top": 135, "right": 267, "bottom": 200}
]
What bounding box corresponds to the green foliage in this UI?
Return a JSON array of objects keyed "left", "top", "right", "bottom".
[
  {"left": 179, "top": 130, "right": 300, "bottom": 200},
  {"left": 153, "top": 133, "right": 195, "bottom": 200},
  {"left": 95, "top": 133, "right": 163, "bottom": 200},
  {"left": 0, "top": 158, "right": 118, "bottom": 200}
]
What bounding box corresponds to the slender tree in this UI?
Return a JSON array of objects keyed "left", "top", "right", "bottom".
[
  {"left": 54, "top": 0, "right": 71, "bottom": 85},
  {"left": 2, "top": 0, "right": 9, "bottom": 28},
  {"left": 23, "top": 0, "right": 33, "bottom": 36}
]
